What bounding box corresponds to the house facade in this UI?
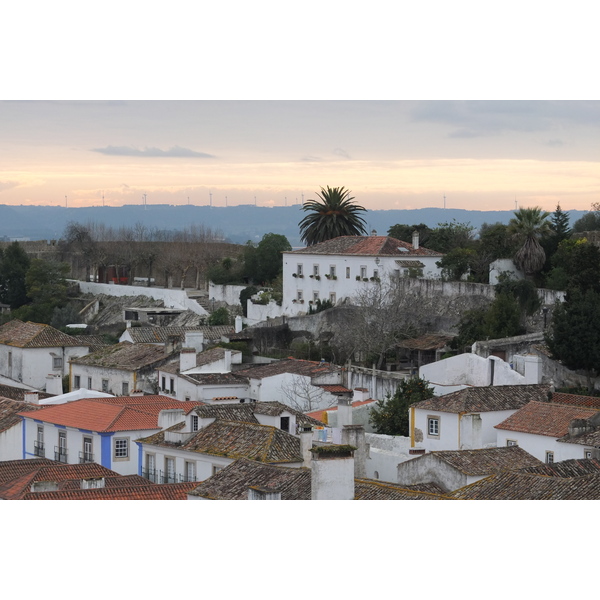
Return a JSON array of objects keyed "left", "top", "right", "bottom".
[
  {"left": 281, "top": 234, "right": 444, "bottom": 316},
  {"left": 0, "top": 320, "right": 90, "bottom": 390}
]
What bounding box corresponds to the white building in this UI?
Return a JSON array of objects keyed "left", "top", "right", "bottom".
[
  {"left": 409, "top": 384, "right": 550, "bottom": 453},
  {"left": 0, "top": 319, "right": 90, "bottom": 390},
  {"left": 0, "top": 397, "right": 42, "bottom": 461},
  {"left": 495, "top": 399, "right": 600, "bottom": 463},
  {"left": 281, "top": 233, "right": 443, "bottom": 316},
  {"left": 17, "top": 395, "right": 201, "bottom": 475}
]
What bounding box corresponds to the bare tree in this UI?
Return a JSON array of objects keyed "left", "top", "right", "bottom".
[{"left": 279, "top": 374, "right": 333, "bottom": 412}]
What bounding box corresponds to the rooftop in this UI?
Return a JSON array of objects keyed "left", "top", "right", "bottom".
[
  {"left": 0, "top": 397, "right": 42, "bottom": 433},
  {"left": 495, "top": 400, "right": 599, "bottom": 437},
  {"left": 139, "top": 419, "right": 303, "bottom": 464},
  {"left": 69, "top": 341, "right": 171, "bottom": 370},
  {"left": 413, "top": 384, "right": 550, "bottom": 414},
  {"left": 124, "top": 325, "right": 234, "bottom": 344},
  {"left": 235, "top": 357, "right": 341, "bottom": 380},
  {"left": 0, "top": 383, "right": 52, "bottom": 402},
  {"left": 286, "top": 235, "right": 443, "bottom": 257},
  {"left": 0, "top": 319, "right": 86, "bottom": 348},
  {"left": 520, "top": 457, "right": 600, "bottom": 478},
  {"left": 427, "top": 446, "right": 542, "bottom": 476}
]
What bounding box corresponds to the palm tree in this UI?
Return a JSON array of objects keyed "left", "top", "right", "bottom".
[
  {"left": 299, "top": 186, "right": 367, "bottom": 246},
  {"left": 508, "top": 207, "right": 552, "bottom": 277}
]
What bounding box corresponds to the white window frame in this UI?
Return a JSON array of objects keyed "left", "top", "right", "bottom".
[
  {"left": 346, "top": 267, "right": 350, "bottom": 279},
  {"left": 329, "top": 265, "right": 336, "bottom": 277},
  {"left": 545, "top": 451, "right": 554, "bottom": 464},
  {"left": 329, "top": 293, "right": 336, "bottom": 304},
  {"left": 122, "top": 381, "right": 129, "bottom": 396},
  {"left": 313, "top": 291, "right": 319, "bottom": 302},
  {"left": 101, "top": 379, "right": 109, "bottom": 393},
  {"left": 297, "top": 290, "right": 303, "bottom": 301},
  {"left": 185, "top": 461, "right": 196, "bottom": 482},
  {"left": 191, "top": 415, "right": 199, "bottom": 432},
  {"left": 313, "top": 264, "right": 319, "bottom": 277},
  {"left": 113, "top": 437, "right": 130, "bottom": 461},
  {"left": 507, "top": 440, "right": 518, "bottom": 447},
  {"left": 297, "top": 264, "right": 303, "bottom": 276},
  {"left": 52, "top": 356, "right": 63, "bottom": 369},
  {"left": 427, "top": 416, "right": 440, "bottom": 438},
  {"left": 360, "top": 266, "right": 367, "bottom": 279},
  {"left": 87, "top": 377, "right": 92, "bottom": 389},
  {"left": 73, "top": 375, "right": 81, "bottom": 389}
]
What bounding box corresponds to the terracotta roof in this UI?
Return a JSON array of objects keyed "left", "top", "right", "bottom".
[
  {"left": 182, "top": 372, "right": 249, "bottom": 386},
  {"left": 557, "top": 427, "right": 600, "bottom": 447},
  {"left": 0, "top": 397, "right": 42, "bottom": 433},
  {"left": 0, "top": 319, "right": 86, "bottom": 348},
  {"left": 287, "top": 236, "right": 443, "bottom": 257},
  {"left": 413, "top": 384, "right": 550, "bottom": 414},
  {"left": 520, "top": 458, "right": 600, "bottom": 478},
  {"left": 395, "top": 259, "right": 425, "bottom": 268},
  {"left": 17, "top": 396, "right": 197, "bottom": 432},
  {"left": 83, "top": 395, "right": 202, "bottom": 415},
  {"left": 427, "top": 446, "right": 542, "bottom": 476},
  {"left": 495, "top": 401, "right": 599, "bottom": 437},
  {"left": 235, "top": 358, "right": 341, "bottom": 380},
  {"left": 448, "top": 471, "right": 600, "bottom": 500},
  {"left": 125, "top": 325, "right": 234, "bottom": 344},
  {"left": 0, "top": 383, "right": 52, "bottom": 402},
  {"left": 397, "top": 333, "right": 454, "bottom": 351},
  {"left": 306, "top": 399, "right": 377, "bottom": 424},
  {"left": 22, "top": 481, "right": 198, "bottom": 500},
  {"left": 550, "top": 392, "right": 600, "bottom": 409},
  {"left": 354, "top": 479, "right": 450, "bottom": 500},
  {"left": 69, "top": 341, "right": 171, "bottom": 370},
  {"left": 194, "top": 401, "right": 326, "bottom": 427},
  {"left": 319, "top": 385, "right": 352, "bottom": 394},
  {"left": 139, "top": 420, "right": 303, "bottom": 464},
  {"left": 0, "top": 458, "right": 58, "bottom": 484},
  {"left": 71, "top": 335, "right": 109, "bottom": 352},
  {"left": 188, "top": 458, "right": 311, "bottom": 500}
]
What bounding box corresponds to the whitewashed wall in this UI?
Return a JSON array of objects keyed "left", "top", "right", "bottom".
[
  {"left": 75, "top": 281, "right": 208, "bottom": 316},
  {"left": 71, "top": 364, "right": 138, "bottom": 396},
  {"left": 0, "top": 424, "right": 23, "bottom": 461},
  {"left": 495, "top": 429, "right": 589, "bottom": 463},
  {"left": 208, "top": 283, "right": 247, "bottom": 306},
  {"left": 364, "top": 433, "right": 412, "bottom": 482}
]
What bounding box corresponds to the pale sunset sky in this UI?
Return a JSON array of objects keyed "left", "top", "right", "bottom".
[{"left": 1, "top": 100, "right": 598, "bottom": 213}]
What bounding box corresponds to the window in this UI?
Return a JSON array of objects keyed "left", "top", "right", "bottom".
[
  {"left": 506, "top": 440, "right": 518, "bottom": 447},
  {"left": 191, "top": 415, "right": 199, "bottom": 432},
  {"left": 212, "top": 465, "right": 222, "bottom": 476},
  {"left": 329, "top": 293, "right": 336, "bottom": 304},
  {"left": 373, "top": 269, "right": 379, "bottom": 279},
  {"left": 87, "top": 377, "right": 92, "bottom": 389},
  {"left": 73, "top": 375, "right": 81, "bottom": 389},
  {"left": 313, "top": 292, "right": 319, "bottom": 302},
  {"left": 297, "top": 264, "right": 303, "bottom": 276},
  {"left": 427, "top": 417, "right": 440, "bottom": 437},
  {"left": 161, "top": 376, "right": 166, "bottom": 390},
  {"left": 169, "top": 378, "right": 175, "bottom": 393},
  {"left": 185, "top": 461, "right": 196, "bottom": 482},
  {"left": 34, "top": 426, "right": 44, "bottom": 457},
  {"left": 81, "top": 437, "right": 93, "bottom": 463},
  {"left": 346, "top": 267, "right": 350, "bottom": 279},
  {"left": 360, "top": 266, "right": 367, "bottom": 279},
  {"left": 185, "top": 396, "right": 191, "bottom": 402},
  {"left": 297, "top": 290, "right": 303, "bottom": 302},
  {"left": 545, "top": 451, "right": 554, "bottom": 464},
  {"left": 53, "top": 356, "right": 63, "bottom": 369},
  {"left": 313, "top": 265, "right": 319, "bottom": 277},
  {"left": 280, "top": 416, "right": 290, "bottom": 432},
  {"left": 56, "top": 431, "right": 67, "bottom": 463},
  {"left": 8, "top": 352, "right": 12, "bottom": 368},
  {"left": 114, "top": 438, "right": 129, "bottom": 460},
  {"left": 585, "top": 449, "right": 594, "bottom": 459},
  {"left": 101, "top": 379, "right": 109, "bottom": 393},
  {"left": 329, "top": 265, "right": 336, "bottom": 277},
  {"left": 146, "top": 453, "right": 157, "bottom": 482},
  {"left": 122, "top": 382, "right": 129, "bottom": 396},
  {"left": 165, "top": 457, "right": 176, "bottom": 483}
]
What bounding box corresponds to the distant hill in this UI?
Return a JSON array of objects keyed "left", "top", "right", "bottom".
[{"left": 0, "top": 204, "right": 589, "bottom": 247}]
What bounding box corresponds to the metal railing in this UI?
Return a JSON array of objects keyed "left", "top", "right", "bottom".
[
  {"left": 54, "top": 446, "right": 68, "bottom": 463},
  {"left": 34, "top": 441, "right": 45, "bottom": 457},
  {"left": 141, "top": 468, "right": 198, "bottom": 484},
  {"left": 79, "top": 451, "right": 94, "bottom": 464}
]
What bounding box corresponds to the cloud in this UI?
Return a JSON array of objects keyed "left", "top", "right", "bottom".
[
  {"left": 0, "top": 180, "right": 19, "bottom": 192},
  {"left": 333, "top": 147, "right": 351, "bottom": 159},
  {"left": 545, "top": 139, "right": 564, "bottom": 147},
  {"left": 91, "top": 145, "right": 215, "bottom": 158},
  {"left": 300, "top": 155, "right": 323, "bottom": 162}
]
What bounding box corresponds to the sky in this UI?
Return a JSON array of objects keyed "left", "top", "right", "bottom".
[{"left": 1, "top": 99, "right": 599, "bottom": 213}]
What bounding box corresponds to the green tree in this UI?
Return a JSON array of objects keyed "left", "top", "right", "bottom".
[
  {"left": 572, "top": 209, "right": 600, "bottom": 234},
  {"left": 545, "top": 238, "right": 600, "bottom": 294},
  {"left": 208, "top": 306, "right": 230, "bottom": 326},
  {"left": 0, "top": 242, "right": 31, "bottom": 309},
  {"left": 426, "top": 220, "right": 476, "bottom": 253},
  {"left": 546, "top": 289, "right": 600, "bottom": 390},
  {"left": 508, "top": 207, "right": 552, "bottom": 278},
  {"left": 12, "top": 259, "right": 70, "bottom": 324},
  {"left": 387, "top": 223, "right": 432, "bottom": 247},
  {"left": 249, "top": 233, "right": 292, "bottom": 284},
  {"left": 436, "top": 247, "right": 477, "bottom": 281},
  {"left": 240, "top": 286, "right": 259, "bottom": 317},
  {"left": 369, "top": 376, "right": 434, "bottom": 436},
  {"left": 299, "top": 186, "right": 367, "bottom": 246}
]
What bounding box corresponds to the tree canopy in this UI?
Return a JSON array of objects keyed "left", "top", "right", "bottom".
[
  {"left": 369, "top": 376, "right": 434, "bottom": 436},
  {"left": 299, "top": 186, "right": 367, "bottom": 246},
  {"left": 508, "top": 207, "right": 552, "bottom": 277},
  {"left": 0, "top": 242, "right": 31, "bottom": 309}
]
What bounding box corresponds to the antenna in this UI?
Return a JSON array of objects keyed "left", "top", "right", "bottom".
[
  {"left": 142, "top": 193, "right": 147, "bottom": 209},
  {"left": 102, "top": 190, "right": 105, "bottom": 207},
  {"left": 443, "top": 193, "right": 446, "bottom": 209},
  {"left": 65, "top": 195, "right": 68, "bottom": 208},
  {"left": 225, "top": 195, "right": 228, "bottom": 207},
  {"left": 301, "top": 192, "right": 304, "bottom": 205},
  {"left": 285, "top": 196, "right": 287, "bottom": 206},
  {"left": 254, "top": 196, "right": 257, "bottom": 206},
  {"left": 209, "top": 191, "right": 212, "bottom": 206},
  {"left": 515, "top": 195, "right": 518, "bottom": 210},
  {"left": 187, "top": 196, "right": 190, "bottom": 205}
]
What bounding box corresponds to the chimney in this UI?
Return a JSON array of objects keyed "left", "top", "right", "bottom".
[
  {"left": 412, "top": 230, "right": 419, "bottom": 250},
  {"left": 126, "top": 320, "right": 132, "bottom": 329},
  {"left": 130, "top": 389, "right": 144, "bottom": 397},
  {"left": 165, "top": 334, "right": 181, "bottom": 356},
  {"left": 524, "top": 355, "right": 543, "bottom": 384},
  {"left": 180, "top": 347, "right": 197, "bottom": 372},
  {"left": 337, "top": 396, "right": 353, "bottom": 428},
  {"left": 45, "top": 374, "right": 63, "bottom": 396},
  {"left": 371, "top": 229, "right": 377, "bottom": 236},
  {"left": 352, "top": 388, "right": 369, "bottom": 403},
  {"left": 248, "top": 486, "right": 282, "bottom": 500},
  {"left": 31, "top": 481, "right": 59, "bottom": 492},
  {"left": 81, "top": 477, "right": 105, "bottom": 489},
  {"left": 24, "top": 391, "right": 40, "bottom": 404},
  {"left": 459, "top": 413, "right": 482, "bottom": 450},
  {"left": 341, "top": 425, "right": 367, "bottom": 479},
  {"left": 298, "top": 424, "right": 313, "bottom": 467},
  {"left": 224, "top": 349, "right": 232, "bottom": 372},
  {"left": 235, "top": 315, "right": 243, "bottom": 333},
  {"left": 184, "top": 331, "right": 204, "bottom": 353},
  {"left": 310, "top": 445, "right": 356, "bottom": 500}
]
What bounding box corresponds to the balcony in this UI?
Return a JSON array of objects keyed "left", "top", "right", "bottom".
[
  {"left": 79, "top": 451, "right": 94, "bottom": 464},
  {"left": 54, "top": 446, "right": 68, "bottom": 463},
  {"left": 33, "top": 441, "right": 45, "bottom": 457},
  {"left": 141, "top": 468, "right": 198, "bottom": 484}
]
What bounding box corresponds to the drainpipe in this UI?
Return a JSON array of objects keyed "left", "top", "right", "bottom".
[{"left": 410, "top": 406, "right": 416, "bottom": 448}]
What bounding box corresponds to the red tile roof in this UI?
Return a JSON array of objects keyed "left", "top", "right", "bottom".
[
  {"left": 495, "top": 401, "right": 600, "bottom": 437},
  {"left": 0, "top": 319, "right": 86, "bottom": 348},
  {"left": 288, "top": 236, "right": 443, "bottom": 257},
  {"left": 0, "top": 397, "right": 42, "bottom": 433},
  {"left": 550, "top": 392, "right": 600, "bottom": 409},
  {"left": 235, "top": 357, "right": 341, "bottom": 380}
]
